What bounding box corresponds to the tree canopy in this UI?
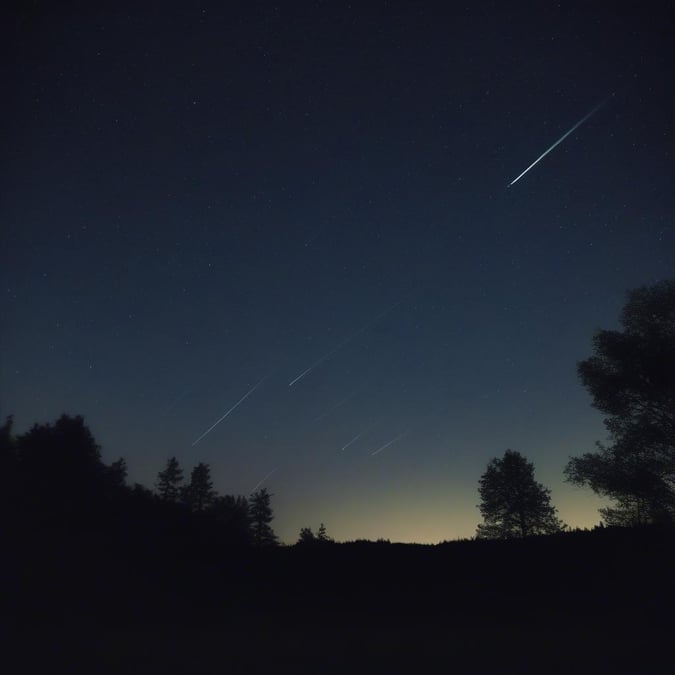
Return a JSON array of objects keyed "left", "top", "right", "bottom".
[
  {"left": 565, "top": 280, "right": 675, "bottom": 526},
  {"left": 477, "top": 450, "right": 565, "bottom": 539}
]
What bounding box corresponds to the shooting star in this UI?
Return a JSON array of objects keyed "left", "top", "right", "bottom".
[
  {"left": 251, "top": 467, "right": 278, "bottom": 493},
  {"left": 340, "top": 416, "right": 385, "bottom": 451},
  {"left": 370, "top": 430, "right": 409, "bottom": 456},
  {"left": 341, "top": 431, "right": 364, "bottom": 451},
  {"left": 289, "top": 296, "right": 407, "bottom": 387},
  {"left": 191, "top": 376, "right": 267, "bottom": 446},
  {"left": 508, "top": 99, "right": 607, "bottom": 187}
]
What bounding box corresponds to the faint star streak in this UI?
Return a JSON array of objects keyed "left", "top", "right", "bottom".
[
  {"left": 341, "top": 416, "right": 384, "bottom": 451},
  {"left": 289, "top": 296, "right": 407, "bottom": 387},
  {"left": 191, "top": 376, "right": 267, "bottom": 446},
  {"left": 341, "top": 431, "right": 364, "bottom": 451},
  {"left": 288, "top": 366, "right": 314, "bottom": 388},
  {"left": 370, "top": 430, "right": 409, "bottom": 456},
  {"left": 508, "top": 99, "right": 607, "bottom": 187},
  {"left": 251, "top": 467, "right": 278, "bottom": 493}
]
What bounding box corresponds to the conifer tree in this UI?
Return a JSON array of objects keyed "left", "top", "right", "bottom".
[
  {"left": 182, "top": 462, "right": 216, "bottom": 512},
  {"left": 297, "top": 527, "right": 316, "bottom": 544},
  {"left": 156, "top": 456, "right": 184, "bottom": 502},
  {"left": 249, "top": 488, "right": 277, "bottom": 546}
]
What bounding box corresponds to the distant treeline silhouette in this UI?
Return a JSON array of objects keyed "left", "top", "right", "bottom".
[
  {"left": 1, "top": 279, "right": 673, "bottom": 549},
  {"left": 0, "top": 413, "right": 277, "bottom": 554}
]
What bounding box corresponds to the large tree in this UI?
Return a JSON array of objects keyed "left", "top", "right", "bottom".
[
  {"left": 565, "top": 280, "right": 675, "bottom": 525},
  {"left": 11, "top": 414, "right": 131, "bottom": 526},
  {"left": 249, "top": 488, "right": 277, "bottom": 546},
  {"left": 476, "top": 450, "right": 564, "bottom": 539}
]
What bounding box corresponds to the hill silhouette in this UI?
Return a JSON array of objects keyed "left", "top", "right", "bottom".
[{"left": 2, "top": 414, "right": 674, "bottom": 673}]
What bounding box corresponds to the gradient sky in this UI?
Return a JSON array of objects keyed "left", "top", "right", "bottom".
[{"left": 3, "top": 1, "right": 674, "bottom": 543}]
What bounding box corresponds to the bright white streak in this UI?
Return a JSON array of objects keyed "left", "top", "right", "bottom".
[
  {"left": 289, "top": 297, "right": 405, "bottom": 387},
  {"left": 370, "top": 430, "right": 409, "bottom": 456},
  {"left": 251, "top": 467, "right": 278, "bottom": 493},
  {"left": 508, "top": 100, "right": 606, "bottom": 187},
  {"left": 288, "top": 366, "right": 313, "bottom": 388},
  {"left": 191, "top": 376, "right": 266, "bottom": 446}
]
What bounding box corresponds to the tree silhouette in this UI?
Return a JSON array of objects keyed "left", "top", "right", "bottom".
[
  {"left": 17, "top": 415, "right": 104, "bottom": 509},
  {"left": 297, "top": 526, "right": 316, "bottom": 544},
  {"left": 249, "top": 488, "right": 277, "bottom": 546},
  {"left": 210, "top": 495, "right": 251, "bottom": 545},
  {"left": 10, "top": 414, "right": 131, "bottom": 529},
  {"left": 317, "top": 522, "right": 333, "bottom": 543},
  {"left": 182, "top": 462, "right": 216, "bottom": 512},
  {"left": 18, "top": 414, "right": 103, "bottom": 479},
  {"left": 106, "top": 458, "right": 128, "bottom": 488},
  {"left": 565, "top": 280, "right": 675, "bottom": 525},
  {"left": 156, "top": 456, "right": 184, "bottom": 502},
  {"left": 477, "top": 450, "right": 565, "bottom": 538}
]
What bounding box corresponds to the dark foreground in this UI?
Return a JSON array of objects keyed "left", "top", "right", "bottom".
[{"left": 4, "top": 527, "right": 674, "bottom": 674}]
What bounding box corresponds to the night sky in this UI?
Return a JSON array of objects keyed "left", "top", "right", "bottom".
[{"left": 3, "top": 1, "right": 674, "bottom": 543}]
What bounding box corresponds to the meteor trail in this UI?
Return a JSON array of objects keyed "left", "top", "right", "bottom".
[
  {"left": 192, "top": 376, "right": 267, "bottom": 446},
  {"left": 289, "top": 297, "right": 406, "bottom": 387},
  {"left": 288, "top": 366, "right": 313, "bottom": 388},
  {"left": 371, "top": 430, "right": 409, "bottom": 456},
  {"left": 340, "top": 416, "right": 384, "bottom": 451},
  {"left": 341, "top": 431, "right": 364, "bottom": 451},
  {"left": 251, "top": 467, "right": 278, "bottom": 493},
  {"left": 508, "top": 99, "right": 607, "bottom": 187}
]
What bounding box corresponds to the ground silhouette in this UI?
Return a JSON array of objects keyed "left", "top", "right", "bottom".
[{"left": 2, "top": 413, "right": 674, "bottom": 673}]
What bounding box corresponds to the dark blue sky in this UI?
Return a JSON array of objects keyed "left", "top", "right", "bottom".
[{"left": 3, "top": 1, "right": 674, "bottom": 542}]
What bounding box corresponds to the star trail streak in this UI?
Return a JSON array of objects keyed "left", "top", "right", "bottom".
[
  {"left": 289, "top": 297, "right": 407, "bottom": 387},
  {"left": 370, "top": 431, "right": 409, "bottom": 456},
  {"left": 341, "top": 431, "right": 364, "bottom": 451},
  {"left": 191, "top": 377, "right": 267, "bottom": 446},
  {"left": 251, "top": 467, "right": 278, "bottom": 493}
]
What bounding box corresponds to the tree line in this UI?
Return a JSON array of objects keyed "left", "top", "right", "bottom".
[
  {"left": 1, "top": 279, "right": 673, "bottom": 544},
  {"left": 0, "top": 415, "right": 278, "bottom": 549}
]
